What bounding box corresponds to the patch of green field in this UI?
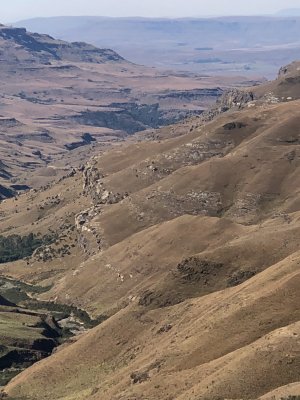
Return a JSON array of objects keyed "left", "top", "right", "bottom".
[{"left": 0, "top": 312, "right": 45, "bottom": 343}]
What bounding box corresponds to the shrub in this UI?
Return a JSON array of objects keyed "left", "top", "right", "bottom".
[{"left": 0, "top": 233, "right": 54, "bottom": 263}]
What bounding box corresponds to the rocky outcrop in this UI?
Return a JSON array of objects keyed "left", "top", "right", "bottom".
[
  {"left": 75, "top": 205, "right": 108, "bottom": 254},
  {"left": 177, "top": 257, "right": 223, "bottom": 282},
  {"left": 75, "top": 206, "right": 102, "bottom": 231},
  {"left": 0, "top": 185, "right": 15, "bottom": 201},
  {"left": 75, "top": 159, "right": 132, "bottom": 254},
  {"left": 158, "top": 88, "right": 223, "bottom": 100},
  {"left": 0, "top": 160, "right": 12, "bottom": 181},
  {"left": 277, "top": 62, "right": 298, "bottom": 78},
  {"left": 15, "top": 131, "right": 54, "bottom": 143},
  {"left": 0, "top": 118, "right": 22, "bottom": 128},
  {"left": 0, "top": 295, "right": 15, "bottom": 307},
  {"left": 278, "top": 65, "right": 290, "bottom": 78},
  {"left": 82, "top": 161, "right": 128, "bottom": 205},
  {"left": 217, "top": 88, "right": 255, "bottom": 109},
  {"left": 192, "top": 88, "right": 255, "bottom": 124},
  {"left": 64, "top": 133, "right": 96, "bottom": 151},
  {"left": 82, "top": 161, "right": 104, "bottom": 200}
]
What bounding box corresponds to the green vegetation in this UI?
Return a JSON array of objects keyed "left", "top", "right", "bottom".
[
  {"left": 0, "top": 311, "right": 59, "bottom": 387},
  {"left": 0, "top": 233, "right": 55, "bottom": 263},
  {"left": 0, "top": 277, "right": 106, "bottom": 328},
  {"left": 0, "top": 277, "right": 51, "bottom": 304},
  {"left": 24, "top": 300, "right": 107, "bottom": 328},
  {"left": 0, "top": 367, "right": 24, "bottom": 387}
]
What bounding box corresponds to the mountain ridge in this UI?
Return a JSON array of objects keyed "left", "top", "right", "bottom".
[
  {"left": 276, "top": 8, "right": 300, "bottom": 16},
  {"left": 0, "top": 25, "right": 124, "bottom": 64}
]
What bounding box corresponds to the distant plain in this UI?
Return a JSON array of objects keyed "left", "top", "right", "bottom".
[{"left": 15, "top": 15, "right": 300, "bottom": 77}]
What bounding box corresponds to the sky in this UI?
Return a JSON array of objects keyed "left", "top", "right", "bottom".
[{"left": 3, "top": 0, "right": 300, "bottom": 23}]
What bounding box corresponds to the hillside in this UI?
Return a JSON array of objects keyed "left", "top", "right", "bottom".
[
  {"left": 0, "top": 61, "right": 299, "bottom": 399},
  {"left": 15, "top": 16, "right": 300, "bottom": 77}
]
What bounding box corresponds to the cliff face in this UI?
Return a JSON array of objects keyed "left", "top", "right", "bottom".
[
  {"left": 0, "top": 185, "right": 15, "bottom": 200},
  {"left": 241, "top": 61, "right": 300, "bottom": 103},
  {"left": 201, "top": 61, "right": 300, "bottom": 122},
  {"left": 0, "top": 26, "right": 124, "bottom": 65},
  {"left": 71, "top": 102, "right": 202, "bottom": 134},
  {"left": 217, "top": 88, "right": 255, "bottom": 109},
  {"left": 278, "top": 61, "right": 300, "bottom": 78}
]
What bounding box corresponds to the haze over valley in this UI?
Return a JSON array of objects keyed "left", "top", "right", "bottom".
[{"left": 15, "top": 15, "right": 300, "bottom": 77}]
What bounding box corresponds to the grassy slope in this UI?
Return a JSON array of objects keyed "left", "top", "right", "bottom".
[{"left": 2, "top": 64, "right": 300, "bottom": 399}]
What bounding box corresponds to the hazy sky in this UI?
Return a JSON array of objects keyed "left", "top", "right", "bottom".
[{"left": 3, "top": 0, "right": 300, "bottom": 22}]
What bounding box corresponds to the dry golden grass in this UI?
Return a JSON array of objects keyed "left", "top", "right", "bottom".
[{"left": 2, "top": 63, "right": 300, "bottom": 400}]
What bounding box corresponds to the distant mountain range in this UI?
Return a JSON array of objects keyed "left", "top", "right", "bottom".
[
  {"left": 14, "top": 16, "right": 300, "bottom": 77},
  {"left": 276, "top": 8, "right": 300, "bottom": 16}
]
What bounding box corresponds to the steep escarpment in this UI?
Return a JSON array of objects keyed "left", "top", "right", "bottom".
[
  {"left": 0, "top": 26, "right": 124, "bottom": 64},
  {"left": 71, "top": 102, "right": 201, "bottom": 134},
  {"left": 197, "top": 61, "right": 300, "bottom": 124},
  {"left": 217, "top": 60, "right": 300, "bottom": 113},
  {"left": 0, "top": 185, "right": 15, "bottom": 201}
]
